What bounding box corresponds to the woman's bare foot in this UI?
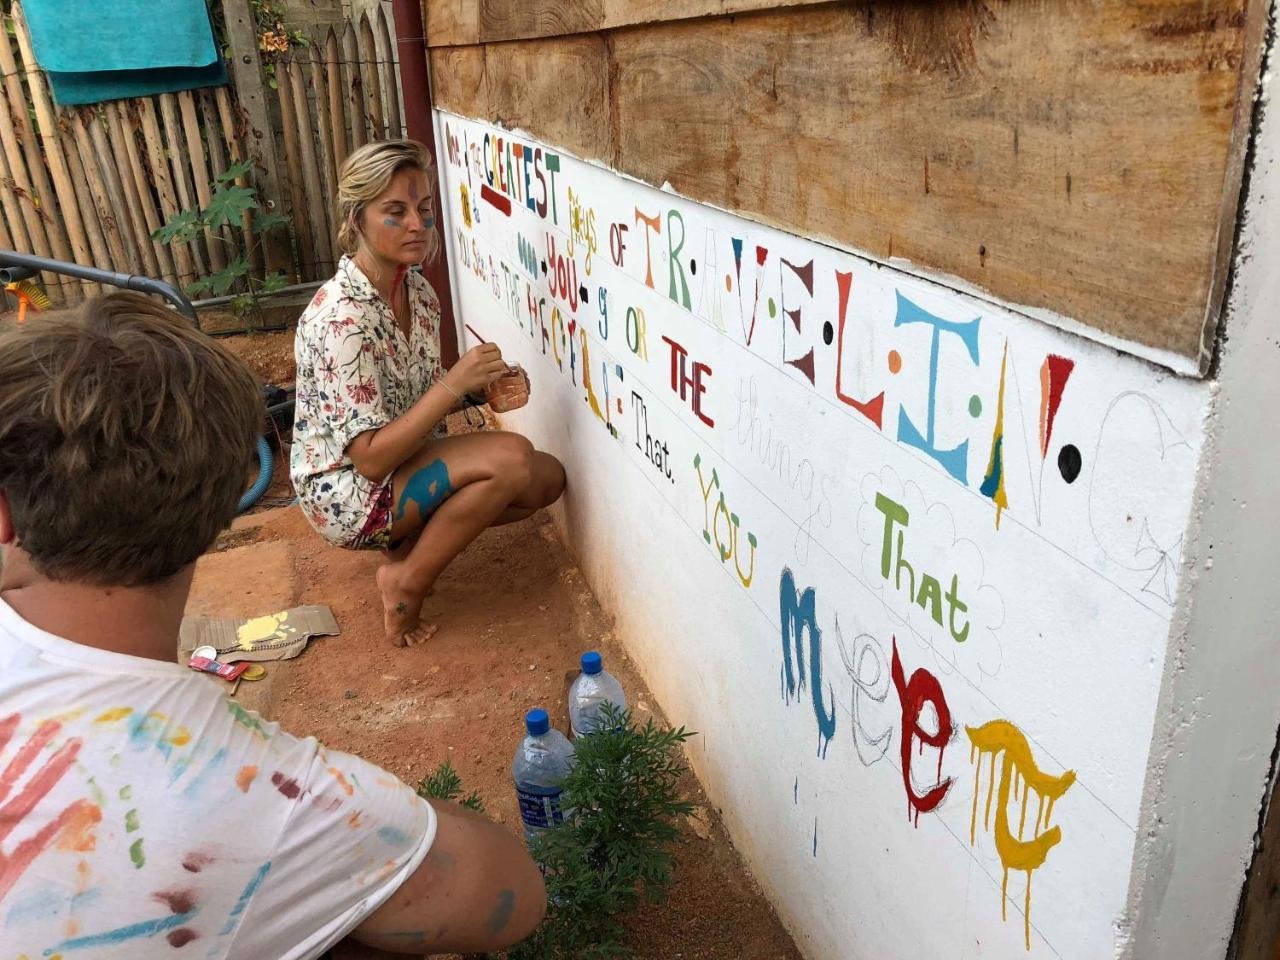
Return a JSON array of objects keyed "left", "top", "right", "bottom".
[{"left": 376, "top": 563, "right": 438, "bottom": 648}]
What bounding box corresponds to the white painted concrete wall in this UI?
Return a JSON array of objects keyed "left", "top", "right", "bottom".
[
  {"left": 432, "top": 44, "right": 1277, "bottom": 952},
  {"left": 1121, "top": 35, "right": 1280, "bottom": 959}
]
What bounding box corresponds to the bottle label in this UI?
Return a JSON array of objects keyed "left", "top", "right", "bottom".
[{"left": 516, "top": 782, "right": 565, "bottom": 831}]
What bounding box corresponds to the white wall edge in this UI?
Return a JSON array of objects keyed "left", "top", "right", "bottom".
[{"left": 1121, "top": 10, "right": 1280, "bottom": 956}]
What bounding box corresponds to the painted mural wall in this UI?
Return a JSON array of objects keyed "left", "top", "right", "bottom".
[{"left": 436, "top": 111, "right": 1214, "bottom": 959}]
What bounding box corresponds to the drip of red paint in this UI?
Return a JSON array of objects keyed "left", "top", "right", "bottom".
[
  {"left": 890, "top": 638, "right": 954, "bottom": 826},
  {"left": 744, "top": 246, "right": 768, "bottom": 346},
  {"left": 1038, "top": 354, "right": 1075, "bottom": 459}
]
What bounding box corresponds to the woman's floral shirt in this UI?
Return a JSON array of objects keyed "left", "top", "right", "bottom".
[{"left": 291, "top": 256, "right": 444, "bottom": 547}]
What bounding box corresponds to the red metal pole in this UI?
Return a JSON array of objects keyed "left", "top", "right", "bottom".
[{"left": 392, "top": 0, "right": 459, "bottom": 367}]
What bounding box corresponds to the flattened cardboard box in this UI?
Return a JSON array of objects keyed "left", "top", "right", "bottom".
[{"left": 179, "top": 605, "right": 340, "bottom": 663}]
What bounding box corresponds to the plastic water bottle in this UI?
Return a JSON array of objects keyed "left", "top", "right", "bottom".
[
  {"left": 512, "top": 708, "right": 574, "bottom": 845},
  {"left": 568, "top": 651, "right": 627, "bottom": 738}
]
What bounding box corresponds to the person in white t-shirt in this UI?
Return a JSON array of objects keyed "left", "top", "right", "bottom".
[{"left": 0, "top": 292, "right": 546, "bottom": 958}]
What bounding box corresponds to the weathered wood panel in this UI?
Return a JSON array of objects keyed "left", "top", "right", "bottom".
[
  {"left": 478, "top": 0, "right": 603, "bottom": 44},
  {"left": 1231, "top": 768, "right": 1280, "bottom": 960},
  {"left": 430, "top": 38, "right": 608, "bottom": 161},
  {"left": 429, "top": 0, "right": 1265, "bottom": 368},
  {"left": 483, "top": 35, "right": 609, "bottom": 159},
  {"left": 425, "top": 0, "right": 479, "bottom": 46},
  {"left": 429, "top": 44, "right": 488, "bottom": 121},
  {"left": 426, "top": 0, "right": 833, "bottom": 46}
]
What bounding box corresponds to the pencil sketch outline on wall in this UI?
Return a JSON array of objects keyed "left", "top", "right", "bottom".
[
  {"left": 857, "top": 467, "right": 1006, "bottom": 680},
  {"left": 834, "top": 618, "right": 894, "bottom": 767},
  {"left": 1087, "top": 391, "right": 1192, "bottom": 606}
]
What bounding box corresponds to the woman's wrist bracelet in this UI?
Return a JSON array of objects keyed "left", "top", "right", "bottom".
[{"left": 438, "top": 377, "right": 462, "bottom": 402}]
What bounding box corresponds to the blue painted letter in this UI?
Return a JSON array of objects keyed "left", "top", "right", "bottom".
[
  {"left": 779, "top": 569, "right": 836, "bottom": 758},
  {"left": 894, "top": 292, "right": 981, "bottom": 484}
]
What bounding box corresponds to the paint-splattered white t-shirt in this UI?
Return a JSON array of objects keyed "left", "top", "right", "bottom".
[{"left": 0, "top": 598, "right": 435, "bottom": 958}]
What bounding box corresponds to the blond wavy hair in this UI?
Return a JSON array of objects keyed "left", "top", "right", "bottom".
[{"left": 336, "top": 139, "right": 439, "bottom": 261}]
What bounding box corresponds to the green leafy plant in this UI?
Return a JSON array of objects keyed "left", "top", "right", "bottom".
[
  {"left": 416, "top": 759, "right": 486, "bottom": 814},
  {"left": 152, "top": 160, "right": 290, "bottom": 326},
  {"left": 510, "top": 705, "right": 696, "bottom": 960}
]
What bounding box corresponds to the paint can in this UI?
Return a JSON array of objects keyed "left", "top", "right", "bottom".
[{"left": 486, "top": 364, "right": 529, "bottom": 412}]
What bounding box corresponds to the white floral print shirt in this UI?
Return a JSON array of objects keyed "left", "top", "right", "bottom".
[{"left": 291, "top": 256, "right": 444, "bottom": 548}]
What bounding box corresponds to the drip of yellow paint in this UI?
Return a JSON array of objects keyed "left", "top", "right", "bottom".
[
  {"left": 1025, "top": 870, "right": 1034, "bottom": 950},
  {"left": 1001, "top": 867, "right": 1009, "bottom": 921},
  {"left": 966, "top": 720, "right": 1076, "bottom": 951},
  {"left": 580, "top": 329, "right": 606, "bottom": 423},
  {"left": 970, "top": 749, "right": 982, "bottom": 845},
  {"left": 984, "top": 749, "right": 997, "bottom": 831}
]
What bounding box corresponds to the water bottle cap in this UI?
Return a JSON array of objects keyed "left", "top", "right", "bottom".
[
  {"left": 581, "top": 651, "right": 603, "bottom": 675},
  {"left": 525, "top": 708, "right": 550, "bottom": 736}
]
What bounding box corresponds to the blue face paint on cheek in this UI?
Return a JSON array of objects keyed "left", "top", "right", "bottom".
[
  {"left": 383, "top": 218, "right": 402, "bottom": 228},
  {"left": 424, "top": 216, "right": 434, "bottom": 230},
  {"left": 396, "top": 458, "right": 453, "bottom": 523}
]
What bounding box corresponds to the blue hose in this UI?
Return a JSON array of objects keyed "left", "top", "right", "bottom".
[{"left": 238, "top": 436, "right": 273, "bottom": 514}]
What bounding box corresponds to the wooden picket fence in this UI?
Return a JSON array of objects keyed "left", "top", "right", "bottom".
[
  {"left": 273, "top": 9, "right": 405, "bottom": 285},
  {"left": 0, "top": 2, "right": 405, "bottom": 306}
]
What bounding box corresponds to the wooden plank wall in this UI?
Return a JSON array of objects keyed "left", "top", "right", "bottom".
[
  {"left": 1230, "top": 764, "right": 1280, "bottom": 960},
  {"left": 425, "top": 0, "right": 1269, "bottom": 372}
]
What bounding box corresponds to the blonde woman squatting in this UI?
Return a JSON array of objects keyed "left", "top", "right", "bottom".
[{"left": 291, "top": 140, "right": 566, "bottom": 646}]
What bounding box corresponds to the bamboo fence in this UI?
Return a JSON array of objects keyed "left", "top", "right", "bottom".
[{"left": 0, "top": 4, "right": 406, "bottom": 307}]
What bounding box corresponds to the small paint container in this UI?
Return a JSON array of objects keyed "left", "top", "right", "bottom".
[
  {"left": 486, "top": 364, "right": 529, "bottom": 412},
  {"left": 193, "top": 645, "right": 219, "bottom": 661}
]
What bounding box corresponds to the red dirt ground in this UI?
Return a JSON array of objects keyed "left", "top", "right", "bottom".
[{"left": 185, "top": 332, "right": 804, "bottom": 960}]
